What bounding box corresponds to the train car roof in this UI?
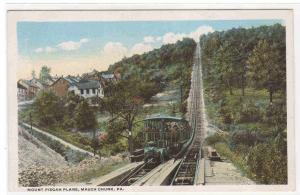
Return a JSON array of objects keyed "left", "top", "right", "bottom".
[{"left": 144, "top": 114, "right": 184, "bottom": 121}]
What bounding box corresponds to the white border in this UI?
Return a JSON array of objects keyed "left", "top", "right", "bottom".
[{"left": 2, "top": 2, "right": 299, "bottom": 195}]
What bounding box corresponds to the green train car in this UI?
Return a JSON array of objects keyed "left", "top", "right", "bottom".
[{"left": 142, "top": 115, "right": 192, "bottom": 164}]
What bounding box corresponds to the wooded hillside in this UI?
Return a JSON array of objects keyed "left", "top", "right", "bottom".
[
  {"left": 201, "top": 24, "right": 287, "bottom": 184},
  {"left": 108, "top": 38, "right": 197, "bottom": 110}
]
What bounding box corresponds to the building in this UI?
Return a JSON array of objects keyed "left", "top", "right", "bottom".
[
  {"left": 28, "top": 78, "right": 45, "bottom": 91},
  {"left": 17, "top": 82, "right": 27, "bottom": 101},
  {"left": 18, "top": 79, "right": 39, "bottom": 101},
  {"left": 75, "top": 80, "right": 104, "bottom": 98},
  {"left": 82, "top": 69, "right": 120, "bottom": 84},
  {"left": 49, "top": 75, "right": 104, "bottom": 99},
  {"left": 49, "top": 76, "right": 78, "bottom": 97},
  {"left": 49, "top": 77, "right": 70, "bottom": 97},
  {"left": 82, "top": 69, "right": 101, "bottom": 80}
]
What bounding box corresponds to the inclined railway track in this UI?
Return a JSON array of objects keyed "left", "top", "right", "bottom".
[
  {"left": 117, "top": 43, "right": 205, "bottom": 186},
  {"left": 117, "top": 159, "right": 156, "bottom": 186},
  {"left": 171, "top": 43, "right": 204, "bottom": 185}
]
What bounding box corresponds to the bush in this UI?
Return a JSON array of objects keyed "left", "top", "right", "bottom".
[
  {"left": 238, "top": 101, "right": 262, "bottom": 123},
  {"left": 218, "top": 100, "right": 233, "bottom": 125},
  {"left": 263, "top": 101, "right": 286, "bottom": 129},
  {"left": 62, "top": 115, "right": 74, "bottom": 130},
  {"left": 74, "top": 100, "right": 98, "bottom": 131},
  {"left": 247, "top": 141, "right": 287, "bottom": 184},
  {"left": 206, "top": 133, "right": 226, "bottom": 146},
  {"left": 32, "top": 91, "right": 65, "bottom": 127},
  {"left": 230, "top": 129, "right": 264, "bottom": 148}
]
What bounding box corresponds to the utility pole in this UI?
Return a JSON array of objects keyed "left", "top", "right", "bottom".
[
  {"left": 180, "top": 64, "right": 184, "bottom": 118},
  {"left": 29, "top": 112, "right": 32, "bottom": 131},
  {"left": 92, "top": 128, "right": 96, "bottom": 156}
]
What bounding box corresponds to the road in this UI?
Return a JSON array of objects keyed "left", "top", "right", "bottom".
[
  {"left": 18, "top": 100, "right": 34, "bottom": 111},
  {"left": 21, "top": 123, "right": 95, "bottom": 156}
]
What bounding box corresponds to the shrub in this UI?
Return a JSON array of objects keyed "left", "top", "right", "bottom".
[
  {"left": 74, "top": 100, "right": 98, "bottom": 131},
  {"left": 206, "top": 133, "right": 225, "bottom": 146},
  {"left": 247, "top": 142, "right": 287, "bottom": 184},
  {"left": 230, "top": 129, "right": 264, "bottom": 148},
  {"left": 218, "top": 101, "right": 233, "bottom": 125},
  {"left": 238, "top": 101, "right": 262, "bottom": 123},
  {"left": 263, "top": 101, "right": 287, "bottom": 130},
  {"left": 32, "top": 91, "right": 65, "bottom": 127}
]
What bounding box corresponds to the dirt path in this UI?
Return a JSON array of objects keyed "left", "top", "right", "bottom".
[
  {"left": 205, "top": 158, "right": 255, "bottom": 185},
  {"left": 21, "top": 123, "right": 95, "bottom": 156}
]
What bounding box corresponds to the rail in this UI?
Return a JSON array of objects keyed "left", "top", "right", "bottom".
[
  {"left": 117, "top": 159, "right": 156, "bottom": 186},
  {"left": 171, "top": 42, "right": 205, "bottom": 185}
]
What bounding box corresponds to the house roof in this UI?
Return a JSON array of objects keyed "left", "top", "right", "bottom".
[
  {"left": 50, "top": 76, "right": 81, "bottom": 87},
  {"left": 65, "top": 75, "right": 80, "bottom": 86},
  {"left": 17, "top": 82, "right": 27, "bottom": 90},
  {"left": 77, "top": 80, "right": 100, "bottom": 89},
  {"left": 82, "top": 69, "right": 100, "bottom": 78},
  {"left": 101, "top": 74, "right": 115, "bottom": 79},
  {"left": 22, "top": 79, "right": 41, "bottom": 89}
]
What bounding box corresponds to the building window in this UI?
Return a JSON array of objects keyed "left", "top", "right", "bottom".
[
  {"left": 80, "top": 89, "right": 84, "bottom": 94},
  {"left": 86, "top": 89, "right": 89, "bottom": 94},
  {"left": 92, "top": 89, "right": 96, "bottom": 94}
]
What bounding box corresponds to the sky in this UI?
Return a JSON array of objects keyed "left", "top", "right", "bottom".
[{"left": 17, "top": 19, "right": 282, "bottom": 79}]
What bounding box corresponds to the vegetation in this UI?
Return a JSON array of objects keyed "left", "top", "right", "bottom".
[
  {"left": 72, "top": 159, "right": 129, "bottom": 182},
  {"left": 108, "top": 38, "right": 196, "bottom": 112},
  {"left": 39, "top": 65, "right": 52, "bottom": 82},
  {"left": 31, "top": 91, "right": 65, "bottom": 127},
  {"left": 20, "top": 123, "right": 89, "bottom": 164},
  {"left": 20, "top": 92, "right": 97, "bottom": 155},
  {"left": 74, "top": 100, "right": 97, "bottom": 131},
  {"left": 100, "top": 38, "right": 196, "bottom": 153},
  {"left": 19, "top": 38, "right": 197, "bottom": 156},
  {"left": 201, "top": 24, "right": 287, "bottom": 184}
]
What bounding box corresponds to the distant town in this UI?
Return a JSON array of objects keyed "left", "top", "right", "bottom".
[{"left": 17, "top": 67, "right": 121, "bottom": 103}]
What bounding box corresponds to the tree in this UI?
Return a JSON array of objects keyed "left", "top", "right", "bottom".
[
  {"left": 63, "top": 92, "right": 82, "bottom": 130},
  {"left": 74, "top": 100, "right": 98, "bottom": 131},
  {"left": 39, "top": 66, "right": 51, "bottom": 82},
  {"left": 102, "top": 77, "right": 144, "bottom": 154},
  {"left": 32, "top": 91, "right": 65, "bottom": 126},
  {"left": 31, "top": 70, "right": 36, "bottom": 79},
  {"left": 115, "top": 79, "right": 144, "bottom": 154},
  {"left": 213, "top": 42, "right": 239, "bottom": 95},
  {"left": 247, "top": 39, "right": 286, "bottom": 103},
  {"left": 100, "top": 82, "right": 122, "bottom": 118}
]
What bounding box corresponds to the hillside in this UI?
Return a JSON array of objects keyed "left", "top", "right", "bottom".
[
  {"left": 108, "top": 38, "right": 196, "bottom": 111},
  {"left": 18, "top": 127, "right": 68, "bottom": 171},
  {"left": 200, "top": 24, "right": 287, "bottom": 184}
]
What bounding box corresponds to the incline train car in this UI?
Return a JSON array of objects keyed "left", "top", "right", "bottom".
[{"left": 141, "top": 115, "right": 193, "bottom": 164}]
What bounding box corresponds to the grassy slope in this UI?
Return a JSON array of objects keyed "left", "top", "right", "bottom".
[{"left": 204, "top": 87, "right": 282, "bottom": 180}]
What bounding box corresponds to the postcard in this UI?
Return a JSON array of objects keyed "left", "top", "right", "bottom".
[{"left": 7, "top": 8, "right": 294, "bottom": 192}]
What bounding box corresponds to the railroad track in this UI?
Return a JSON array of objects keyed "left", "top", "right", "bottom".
[
  {"left": 171, "top": 43, "right": 205, "bottom": 185},
  {"left": 117, "top": 159, "right": 157, "bottom": 186},
  {"left": 116, "top": 43, "right": 205, "bottom": 186}
]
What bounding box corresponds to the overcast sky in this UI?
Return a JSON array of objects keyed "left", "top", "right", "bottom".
[{"left": 17, "top": 19, "right": 282, "bottom": 79}]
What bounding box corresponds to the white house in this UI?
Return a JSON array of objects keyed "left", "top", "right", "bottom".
[
  {"left": 49, "top": 75, "right": 104, "bottom": 99},
  {"left": 66, "top": 77, "right": 104, "bottom": 99},
  {"left": 76, "top": 80, "right": 104, "bottom": 98}
]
